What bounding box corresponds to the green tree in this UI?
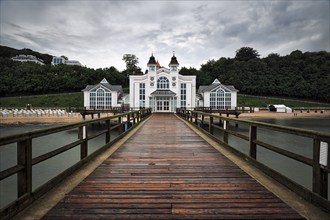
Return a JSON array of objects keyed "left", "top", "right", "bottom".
[
  {"left": 122, "top": 54, "right": 141, "bottom": 74},
  {"left": 61, "top": 55, "right": 68, "bottom": 60},
  {"left": 235, "top": 47, "right": 260, "bottom": 61}
]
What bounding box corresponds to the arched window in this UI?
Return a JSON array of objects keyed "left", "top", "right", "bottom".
[
  {"left": 96, "top": 88, "right": 105, "bottom": 109},
  {"left": 89, "top": 87, "right": 112, "bottom": 109},
  {"left": 210, "top": 88, "right": 230, "bottom": 109},
  {"left": 157, "top": 77, "right": 169, "bottom": 89}
]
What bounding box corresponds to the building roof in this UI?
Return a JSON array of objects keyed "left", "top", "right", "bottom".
[
  {"left": 150, "top": 90, "right": 176, "bottom": 96},
  {"left": 270, "top": 104, "right": 287, "bottom": 108},
  {"left": 147, "top": 54, "right": 157, "bottom": 65},
  {"left": 156, "top": 60, "right": 161, "bottom": 68},
  {"left": 198, "top": 79, "right": 239, "bottom": 93},
  {"left": 11, "top": 54, "right": 44, "bottom": 64},
  {"left": 169, "top": 53, "right": 179, "bottom": 65},
  {"left": 82, "top": 78, "right": 123, "bottom": 92}
]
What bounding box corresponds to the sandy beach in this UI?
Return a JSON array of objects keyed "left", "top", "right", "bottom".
[
  {"left": 0, "top": 113, "right": 112, "bottom": 124},
  {"left": 0, "top": 110, "right": 329, "bottom": 124},
  {"left": 239, "top": 110, "right": 330, "bottom": 119}
]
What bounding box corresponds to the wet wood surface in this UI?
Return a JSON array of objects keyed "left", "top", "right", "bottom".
[{"left": 43, "top": 113, "right": 304, "bottom": 219}]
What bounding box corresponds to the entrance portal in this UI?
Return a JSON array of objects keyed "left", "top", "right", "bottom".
[{"left": 156, "top": 97, "right": 170, "bottom": 112}]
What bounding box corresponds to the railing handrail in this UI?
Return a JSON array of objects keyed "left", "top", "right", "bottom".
[
  {"left": 0, "top": 111, "right": 141, "bottom": 147},
  {"left": 176, "top": 108, "right": 330, "bottom": 212},
  {"left": 193, "top": 110, "right": 330, "bottom": 140},
  {"left": 0, "top": 108, "right": 152, "bottom": 219}
]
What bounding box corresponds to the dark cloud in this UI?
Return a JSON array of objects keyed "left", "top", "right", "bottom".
[{"left": 0, "top": 0, "right": 329, "bottom": 70}]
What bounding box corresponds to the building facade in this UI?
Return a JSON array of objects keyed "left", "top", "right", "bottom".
[
  {"left": 82, "top": 78, "right": 123, "bottom": 109},
  {"left": 51, "top": 56, "right": 82, "bottom": 66},
  {"left": 129, "top": 54, "right": 196, "bottom": 112},
  {"left": 197, "top": 79, "right": 238, "bottom": 109},
  {"left": 11, "top": 55, "right": 45, "bottom": 65}
]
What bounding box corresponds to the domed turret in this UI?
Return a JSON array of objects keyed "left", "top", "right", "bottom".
[
  {"left": 147, "top": 53, "right": 157, "bottom": 65},
  {"left": 169, "top": 52, "right": 179, "bottom": 72},
  {"left": 147, "top": 53, "right": 157, "bottom": 72},
  {"left": 169, "top": 53, "right": 179, "bottom": 65}
]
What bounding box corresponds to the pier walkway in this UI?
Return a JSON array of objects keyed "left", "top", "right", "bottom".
[{"left": 42, "top": 114, "right": 303, "bottom": 219}]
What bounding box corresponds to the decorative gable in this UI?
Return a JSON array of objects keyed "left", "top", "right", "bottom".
[
  {"left": 100, "top": 78, "right": 109, "bottom": 84},
  {"left": 90, "top": 84, "right": 112, "bottom": 93}
]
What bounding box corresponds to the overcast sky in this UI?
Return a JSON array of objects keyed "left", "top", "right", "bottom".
[{"left": 1, "top": 0, "right": 329, "bottom": 70}]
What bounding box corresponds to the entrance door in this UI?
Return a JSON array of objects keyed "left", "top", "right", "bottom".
[
  {"left": 163, "top": 101, "right": 169, "bottom": 111},
  {"left": 155, "top": 97, "right": 171, "bottom": 112},
  {"left": 157, "top": 100, "right": 163, "bottom": 111}
]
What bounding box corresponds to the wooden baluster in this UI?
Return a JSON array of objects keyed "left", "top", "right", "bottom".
[
  {"left": 79, "top": 126, "right": 88, "bottom": 160},
  {"left": 127, "top": 114, "right": 131, "bottom": 130},
  {"left": 249, "top": 125, "right": 257, "bottom": 159},
  {"left": 17, "top": 138, "right": 32, "bottom": 197},
  {"left": 106, "top": 119, "right": 111, "bottom": 143},
  {"left": 118, "top": 116, "right": 123, "bottom": 133},
  {"left": 209, "top": 116, "right": 214, "bottom": 135},
  {"left": 137, "top": 111, "right": 140, "bottom": 123},
  {"left": 223, "top": 120, "right": 228, "bottom": 144},
  {"left": 201, "top": 114, "right": 204, "bottom": 127},
  {"left": 313, "top": 139, "right": 328, "bottom": 198}
]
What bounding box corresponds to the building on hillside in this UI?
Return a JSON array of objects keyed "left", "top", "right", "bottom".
[
  {"left": 65, "top": 60, "right": 82, "bottom": 66},
  {"left": 51, "top": 56, "right": 66, "bottom": 65},
  {"left": 197, "top": 79, "right": 238, "bottom": 109},
  {"left": 51, "top": 56, "right": 82, "bottom": 66},
  {"left": 129, "top": 53, "right": 196, "bottom": 112},
  {"left": 11, "top": 54, "right": 45, "bottom": 65},
  {"left": 82, "top": 78, "right": 123, "bottom": 109}
]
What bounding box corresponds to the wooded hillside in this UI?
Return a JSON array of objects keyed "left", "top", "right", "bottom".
[{"left": 0, "top": 46, "right": 329, "bottom": 102}]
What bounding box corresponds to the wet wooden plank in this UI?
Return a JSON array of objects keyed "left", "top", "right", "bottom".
[{"left": 42, "top": 113, "right": 304, "bottom": 219}]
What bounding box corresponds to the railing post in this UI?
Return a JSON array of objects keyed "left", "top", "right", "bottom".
[
  {"left": 249, "top": 125, "right": 257, "bottom": 159},
  {"left": 223, "top": 120, "right": 228, "bottom": 144},
  {"left": 127, "top": 113, "right": 131, "bottom": 130},
  {"left": 133, "top": 112, "right": 136, "bottom": 125},
  {"left": 79, "top": 126, "right": 88, "bottom": 159},
  {"left": 313, "top": 139, "right": 328, "bottom": 198},
  {"left": 190, "top": 111, "right": 193, "bottom": 123},
  {"left": 194, "top": 113, "right": 198, "bottom": 126},
  {"left": 209, "top": 116, "right": 214, "bottom": 135},
  {"left": 17, "top": 138, "right": 32, "bottom": 197},
  {"left": 137, "top": 111, "right": 140, "bottom": 123},
  {"left": 118, "top": 116, "right": 123, "bottom": 133},
  {"left": 106, "top": 119, "right": 111, "bottom": 143}
]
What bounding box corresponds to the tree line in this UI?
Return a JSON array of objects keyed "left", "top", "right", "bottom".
[
  {"left": 0, "top": 46, "right": 329, "bottom": 102},
  {"left": 181, "top": 48, "right": 330, "bottom": 102}
]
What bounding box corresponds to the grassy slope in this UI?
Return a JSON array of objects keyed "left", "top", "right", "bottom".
[
  {"left": 0, "top": 93, "right": 83, "bottom": 108},
  {"left": 0, "top": 93, "right": 329, "bottom": 108},
  {"left": 237, "top": 94, "right": 330, "bottom": 108}
]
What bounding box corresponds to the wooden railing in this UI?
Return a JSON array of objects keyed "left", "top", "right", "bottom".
[
  {"left": 176, "top": 108, "right": 330, "bottom": 212},
  {"left": 0, "top": 108, "right": 152, "bottom": 219}
]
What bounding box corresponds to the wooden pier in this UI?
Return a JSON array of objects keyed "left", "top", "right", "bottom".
[{"left": 42, "top": 114, "right": 303, "bottom": 219}]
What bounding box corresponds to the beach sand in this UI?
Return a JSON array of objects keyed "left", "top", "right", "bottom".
[
  {"left": 239, "top": 110, "right": 330, "bottom": 119},
  {"left": 1, "top": 110, "right": 329, "bottom": 124},
  {"left": 0, "top": 114, "right": 111, "bottom": 124}
]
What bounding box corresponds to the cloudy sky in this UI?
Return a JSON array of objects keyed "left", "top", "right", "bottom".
[{"left": 1, "top": 0, "right": 329, "bottom": 70}]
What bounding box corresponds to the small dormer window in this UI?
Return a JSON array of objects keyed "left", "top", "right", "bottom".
[{"left": 149, "top": 66, "right": 156, "bottom": 71}]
